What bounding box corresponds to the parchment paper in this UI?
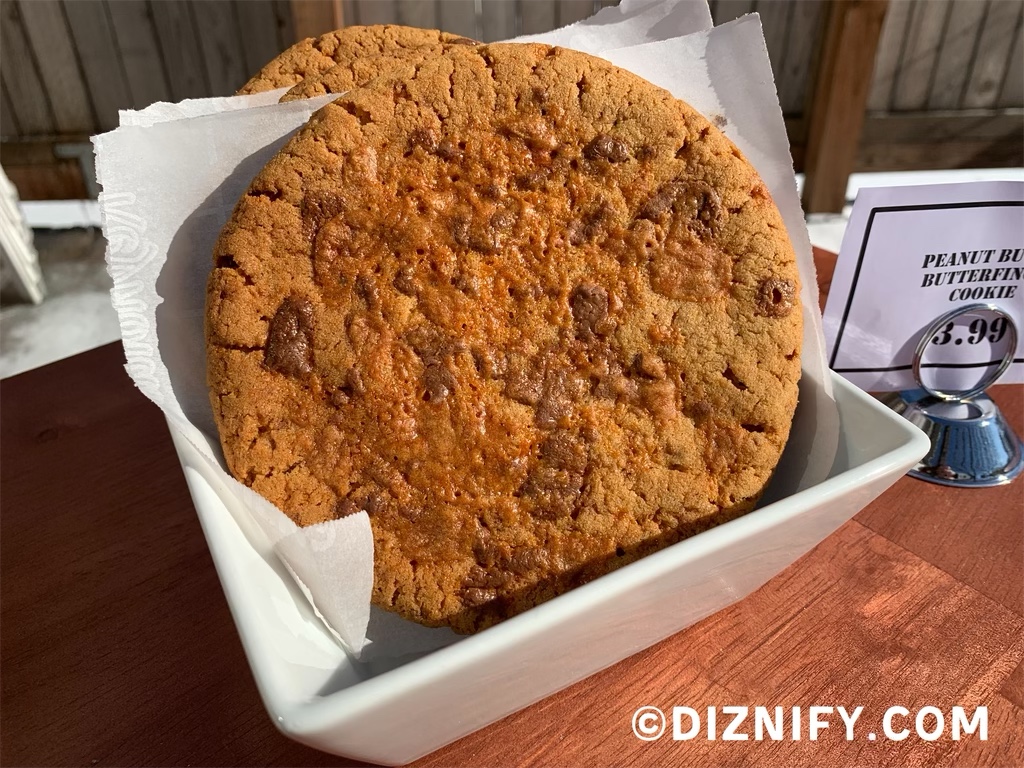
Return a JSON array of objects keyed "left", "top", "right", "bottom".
[
  {"left": 823, "top": 181, "right": 1024, "bottom": 393},
  {"left": 515, "top": 0, "right": 712, "bottom": 48},
  {"left": 95, "top": 5, "right": 836, "bottom": 660}
]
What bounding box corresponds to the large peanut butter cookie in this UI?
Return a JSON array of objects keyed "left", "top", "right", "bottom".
[
  {"left": 208, "top": 43, "right": 802, "bottom": 634},
  {"left": 236, "top": 24, "right": 476, "bottom": 95}
]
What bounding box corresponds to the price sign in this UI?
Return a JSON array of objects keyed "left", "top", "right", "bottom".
[
  {"left": 823, "top": 181, "right": 1024, "bottom": 393},
  {"left": 929, "top": 315, "right": 1011, "bottom": 348},
  {"left": 915, "top": 304, "right": 1018, "bottom": 399}
]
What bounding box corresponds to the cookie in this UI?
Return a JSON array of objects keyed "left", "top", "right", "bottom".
[
  {"left": 207, "top": 43, "right": 802, "bottom": 634},
  {"left": 279, "top": 46, "right": 464, "bottom": 103},
  {"left": 236, "top": 24, "right": 477, "bottom": 95}
]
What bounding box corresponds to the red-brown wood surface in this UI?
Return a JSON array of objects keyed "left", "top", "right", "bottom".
[{"left": 2, "top": 249, "right": 1021, "bottom": 767}]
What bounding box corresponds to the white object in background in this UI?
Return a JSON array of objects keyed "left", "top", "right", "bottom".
[
  {"left": 19, "top": 199, "right": 101, "bottom": 230},
  {"left": 824, "top": 181, "right": 1024, "bottom": 393},
  {"left": 0, "top": 166, "right": 45, "bottom": 304}
]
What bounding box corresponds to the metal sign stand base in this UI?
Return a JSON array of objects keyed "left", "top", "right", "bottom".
[
  {"left": 881, "top": 390, "right": 1023, "bottom": 487},
  {"left": 881, "top": 303, "right": 1021, "bottom": 489}
]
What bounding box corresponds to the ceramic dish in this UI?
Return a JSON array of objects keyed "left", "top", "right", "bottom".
[{"left": 169, "top": 372, "right": 929, "bottom": 765}]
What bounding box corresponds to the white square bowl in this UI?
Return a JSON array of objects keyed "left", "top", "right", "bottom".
[{"left": 169, "top": 372, "right": 929, "bottom": 765}]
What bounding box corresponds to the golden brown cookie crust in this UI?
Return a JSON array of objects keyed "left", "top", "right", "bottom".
[
  {"left": 208, "top": 43, "right": 802, "bottom": 634},
  {"left": 236, "top": 24, "right": 477, "bottom": 95},
  {"left": 279, "top": 45, "right": 465, "bottom": 103}
]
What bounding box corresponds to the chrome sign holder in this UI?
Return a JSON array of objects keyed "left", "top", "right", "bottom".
[{"left": 880, "top": 304, "right": 1022, "bottom": 488}]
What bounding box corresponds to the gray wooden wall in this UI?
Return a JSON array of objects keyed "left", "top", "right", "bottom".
[
  {"left": 861, "top": 0, "right": 1023, "bottom": 172},
  {"left": 0, "top": 0, "right": 832, "bottom": 139},
  {"left": 0, "top": 0, "right": 1021, "bottom": 202},
  {"left": 342, "top": 0, "right": 617, "bottom": 40},
  {"left": 0, "top": 0, "right": 295, "bottom": 135},
  {"left": 869, "top": 0, "right": 1022, "bottom": 114}
]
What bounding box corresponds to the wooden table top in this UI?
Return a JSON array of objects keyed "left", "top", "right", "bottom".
[{"left": 2, "top": 251, "right": 1021, "bottom": 767}]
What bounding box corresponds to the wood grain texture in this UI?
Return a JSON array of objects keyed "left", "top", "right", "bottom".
[
  {"left": 0, "top": 252, "right": 1020, "bottom": 766},
  {"left": 106, "top": 0, "right": 171, "bottom": 109},
  {"left": 290, "top": 0, "right": 342, "bottom": 41},
  {"left": 415, "top": 518, "right": 1023, "bottom": 767},
  {"left": 416, "top": 653, "right": 734, "bottom": 768},
  {"left": 396, "top": 0, "right": 437, "bottom": 29},
  {"left": 961, "top": 0, "right": 1023, "bottom": 109},
  {"left": 0, "top": 139, "right": 65, "bottom": 166},
  {"left": 855, "top": 136, "right": 1024, "bottom": 172},
  {"left": 340, "top": 0, "right": 357, "bottom": 28},
  {"left": 1, "top": 78, "right": 21, "bottom": 138},
  {"left": 520, "top": 0, "right": 557, "bottom": 35},
  {"left": 927, "top": 0, "right": 988, "bottom": 110},
  {"left": 558, "top": 0, "right": 596, "bottom": 26},
  {"left": 481, "top": 0, "right": 518, "bottom": 42},
  {"left": 274, "top": 0, "right": 297, "bottom": 48},
  {"left": 355, "top": 0, "right": 396, "bottom": 26},
  {"left": 0, "top": 345, "right": 356, "bottom": 767},
  {"left": 860, "top": 112, "right": 1024, "bottom": 144},
  {"left": 62, "top": 0, "right": 133, "bottom": 132},
  {"left": 854, "top": 426, "right": 1024, "bottom": 615},
  {"left": 192, "top": 0, "right": 250, "bottom": 97},
  {"left": 0, "top": 0, "right": 53, "bottom": 136},
  {"left": 937, "top": 693, "right": 1024, "bottom": 768},
  {"left": 803, "top": 0, "right": 889, "bottom": 213},
  {"left": 891, "top": 0, "right": 951, "bottom": 111},
  {"left": 776, "top": 0, "right": 826, "bottom": 115},
  {"left": 1000, "top": 656, "right": 1024, "bottom": 709},
  {"left": 856, "top": 111, "right": 1024, "bottom": 170},
  {"left": 867, "top": 0, "right": 912, "bottom": 112},
  {"left": 234, "top": 0, "right": 285, "bottom": 87},
  {"left": 756, "top": 0, "right": 793, "bottom": 87},
  {"left": 713, "top": 0, "right": 755, "bottom": 25},
  {"left": 2, "top": 161, "right": 87, "bottom": 201},
  {"left": 150, "top": 0, "right": 211, "bottom": 101},
  {"left": 688, "top": 519, "right": 1024, "bottom": 704},
  {"left": 814, "top": 246, "right": 838, "bottom": 312},
  {"left": 437, "top": 0, "right": 478, "bottom": 38},
  {"left": 996, "top": 10, "right": 1024, "bottom": 108},
  {"left": 16, "top": 0, "right": 95, "bottom": 134}
]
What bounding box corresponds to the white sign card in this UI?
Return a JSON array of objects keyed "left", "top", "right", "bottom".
[{"left": 823, "top": 181, "right": 1024, "bottom": 393}]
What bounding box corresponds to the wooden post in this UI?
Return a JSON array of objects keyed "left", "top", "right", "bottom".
[
  {"left": 290, "top": 0, "right": 344, "bottom": 42},
  {"left": 802, "top": 0, "right": 889, "bottom": 214}
]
